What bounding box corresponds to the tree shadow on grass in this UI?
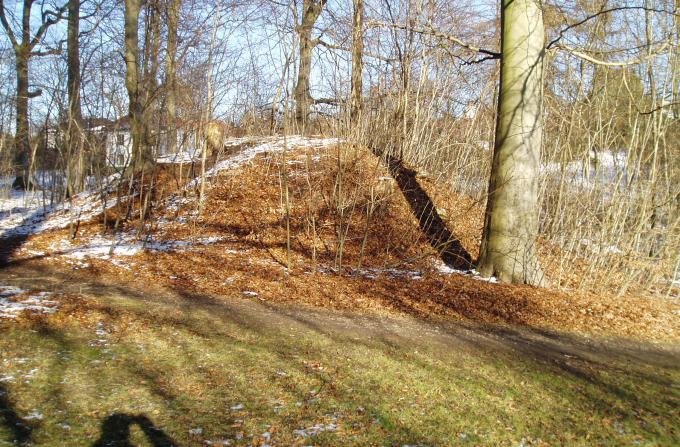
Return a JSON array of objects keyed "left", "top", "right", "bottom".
[
  {"left": 0, "top": 234, "right": 31, "bottom": 269},
  {"left": 0, "top": 383, "right": 32, "bottom": 446},
  {"left": 0, "top": 202, "right": 57, "bottom": 269},
  {"left": 371, "top": 148, "right": 472, "bottom": 270},
  {"left": 92, "top": 414, "right": 177, "bottom": 447}
]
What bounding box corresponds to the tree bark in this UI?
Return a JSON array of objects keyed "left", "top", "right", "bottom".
[
  {"left": 13, "top": 47, "right": 30, "bottom": 189},
  {"left": 349, "top": 0, "right": 363, "bottom": 124},
  {"left": 294, "top": 0, "right": 326, "bottom": 132},
  {"left": 477, "top": 0, "right": 545, "bottom": 285},
  {"left": 124, "top": 0, "right": 150, "bottom": 170},
  {"left": 66, "top": 0, "right": 84, "bottom": 195},
  {"left": 165, "top": 0, "right": 180, "bottom": 153}
]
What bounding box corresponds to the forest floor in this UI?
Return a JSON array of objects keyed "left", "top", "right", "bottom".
[{"left": 1, "top": 135, "right": 679, "bottom": 445}]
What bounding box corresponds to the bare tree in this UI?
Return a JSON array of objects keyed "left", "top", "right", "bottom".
[
  {"left": 349, "top": 0, "right": 363, "bottom": 124},
  {"left": 293, "top": 0, "right": 327, "bottom": 131},
  {"left": 66, "top": 0, "right": 84, "bottom": 195},
  {"left": 165, "top": 0, "right": 180, "bottom": 153},
  {"left": 0, "top": 0, "right": 67, "bottom": 189},
  {"left": 124, "top": 0, "right": 150, "bottom": 170}
]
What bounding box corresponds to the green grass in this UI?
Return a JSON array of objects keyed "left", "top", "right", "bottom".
[{"left": 0, "top": 289, "right": 678, "bottom": 446}]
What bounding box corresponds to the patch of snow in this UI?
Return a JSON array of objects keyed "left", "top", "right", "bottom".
[
  {"left": 0, "top": 286, "right": 59, "bottom": 319},
  {"left": 50, "top": 233, "right": 227, "bottom": 264},
  {"left": 24, "top": 410, "right": 43, "bottom": 421},
  {"left": 1, "top": 173, "right": 122, "bottom": 238},
  {"left": 203, "top": 440, "right": 232, "bottom": 446},
  {"left": 156, "top": 148, "right": 202, "bottom": 164},
  {"left": 110, "top": 259, "right": 131, "bottom": 270},
  {"left": 436, "top": 262, "right": 498, "bottom": 283},
  {"left": 0, "top": 285, "right": 26, "bottom": 297},
  {"left": 165, "top": 195, "right": 193, "bottom": 212},
  {"left": 188, "top": 136, "right": 340, "bottom": 188},
  {"left": 145, "top": 236, "right": 225, "bottom": 252},
  {"left": 230, "top": 403, "right": 244, "bottom": 411},
  {"left": 293, "top": 419, "right": 339, "bottom": 438},
  {"left": 541, "top": 150, "right": 630, "bottom": 195},
  {"left": 56, "top": 234, "right": 143, "bottom": 260}
]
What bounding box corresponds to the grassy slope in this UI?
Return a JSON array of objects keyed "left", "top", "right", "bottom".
[{"left": 0, "top": 269, "right": 678, "bottom": 447}]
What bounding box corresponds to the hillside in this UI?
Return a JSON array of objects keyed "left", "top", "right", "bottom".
[{"left": 2, "top": 136, "right": 678, "bottom": 342}]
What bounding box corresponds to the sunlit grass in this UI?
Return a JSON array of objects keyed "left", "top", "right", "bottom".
[{"left": 1, "top": 290, "right": 678, "bottom": 446}]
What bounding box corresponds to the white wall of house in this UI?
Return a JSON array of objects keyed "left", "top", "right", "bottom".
[
  {"left": 104, "top": 127, "right": 202, "bottom": 168},
  {"left": 105, "top": 130, "right": 133, "bottom": 168}
]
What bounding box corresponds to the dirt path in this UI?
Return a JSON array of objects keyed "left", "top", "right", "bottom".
[{"left": 2, "top": 260, "right": 678, "bottom": 371}]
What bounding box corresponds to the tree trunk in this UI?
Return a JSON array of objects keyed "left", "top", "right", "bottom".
[
  {"left": 11, "top": 0, "right": 34, "bottom": 190},
  {"left": 142, "top": 0, "right": 160, "bottom": 154},
  {"left": 165, "top": 0, "right": 180, "bottom": 153},
  {"left": 66, "top": 0, "right": 83, "bottom": 195},
  {"left": 124, "top": 0, "right": 150, "bottom": 170},
  {"left": 349, "top": 0, "right": 363, "bottom": 124},
  {"left": 477, "top": 0, "right": 545, "bottom": 285},
  {"left": 294, "top": 0, "right": 325, "bottom": 132},
  {"left": 13, "top": 48, "right": 30, "bottom": 190}
]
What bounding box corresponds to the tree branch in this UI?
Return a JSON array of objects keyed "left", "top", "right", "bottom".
[
  {"left": 30, "top": 3, "right": 68, "bottom": 49},
  {"left": 554, "top": 41, "right": 670, "bottom": 66},
  {"left": 316, "top": 38, "right": 398, "bottom": 62},
  {"left": 0, "top": 0, "right": 19, "bottom": 49},
  {"left": 547, "top": 5, "right": 678, "bottom": 50},
  {"left": 367, "top": 20, "right": 500, "bottom": 59}
]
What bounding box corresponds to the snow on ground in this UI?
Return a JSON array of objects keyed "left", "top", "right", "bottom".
[
  {"left": 293, "top": 417, "right": 339, "bottom": 438},
  {"left": 155, "top": 136, "right": 285, "bottom": 164},
  {"left": 0, "top": 285, "right": 59, "bottom": 319},
  {"left": 156, "top": 149, "right": 202, "bottom": 164},
  {"left": 0, "top": 173, "right": 121, "bottom": 238},
  {"left": 436, "top": 261, "right": 499, "bottom": 283},
  {"left": 48, "top": 234, "right": 228, "bottom": 265},
  {"left": 188, "top": 136, "right": 340, "bottom": 187},
  {"left": 541, "top": 151, "right": 629, "bottom": 190},
  {"left": 1, "top": 136, "right": 338, "bottom": 241},
  {"left": 1, "top": 136, "right": 339, "bottom": 270}
]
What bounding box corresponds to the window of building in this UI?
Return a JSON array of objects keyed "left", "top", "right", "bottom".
[{"left": 117, "top": 133, "right": 125, "bottom": 145}]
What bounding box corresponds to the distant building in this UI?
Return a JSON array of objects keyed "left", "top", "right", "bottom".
[
  {"left": 42, "top": 117, "right": 233, "bottom": 168},
  {"left": 102, "top": 117, "right": 232, "bottom": 168}
]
